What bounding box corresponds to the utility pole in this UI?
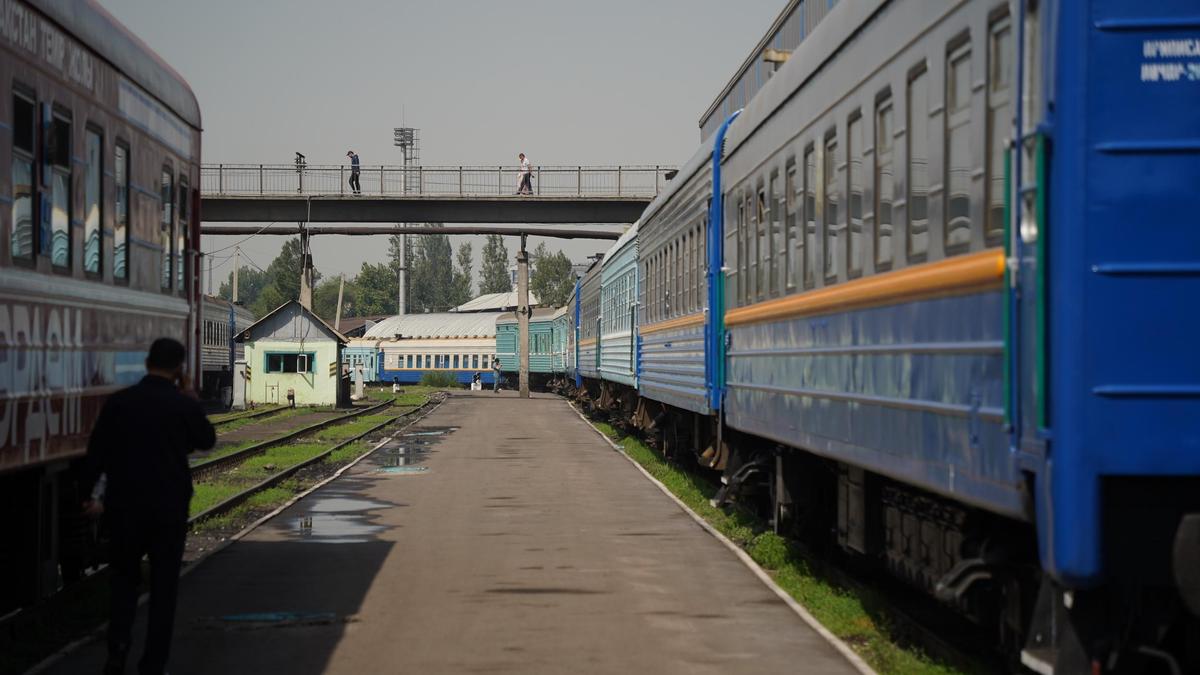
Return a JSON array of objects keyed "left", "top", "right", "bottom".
[
  {"left": 207, "top": 252, "right": 212, "bottom": 296},
  {"left": 232, "top": 246, "right": 240, "bottom": 304},
  {"left": 334, "top": 274, "right": 345, "bottom": 331},
  {"left": 517, "top": 233, "right": 530, "bottom": 399},
  {"left": 397, "top": 226, "right": 406, "bottom": 316},
  {"left": 299, "top": 225, "right": 314, "bottom": 310}
]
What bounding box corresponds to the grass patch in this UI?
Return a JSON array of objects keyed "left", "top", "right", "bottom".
[
  {"left": 592, "top": 418, "right": 962, "bottom": 675},
  {"left": 418, "top": 371, "right": 458, "bottom": 388},
  {"left": 209, "top": 405, "right": 283, "bottom": 426}
]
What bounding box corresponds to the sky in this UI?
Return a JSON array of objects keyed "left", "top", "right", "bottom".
[{"left": 98, "top": 0, "right": 785, "bottom": 296}]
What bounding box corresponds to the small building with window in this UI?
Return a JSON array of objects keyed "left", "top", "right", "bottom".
[{"left": 236, "top": 300, "right": 347, "bottom": 407}]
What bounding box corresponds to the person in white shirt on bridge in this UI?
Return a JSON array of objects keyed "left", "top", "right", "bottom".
[{"left": 516, "top": 153, "right": 533, "bottom": 195}]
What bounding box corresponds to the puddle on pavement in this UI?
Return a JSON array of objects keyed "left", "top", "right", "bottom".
[
  {"left": 285, "top": 495, "right": 393, "bottom": 543},
  {"left": 195, "top": 611, "right": 356, "bottom": 631},
  {"left": 373, "top": 426, "right": 457, "bottom": 472}
]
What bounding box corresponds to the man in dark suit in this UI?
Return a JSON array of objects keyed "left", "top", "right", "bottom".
[{"left": 84, "top": 338, "right": 216, "bottom": 675}]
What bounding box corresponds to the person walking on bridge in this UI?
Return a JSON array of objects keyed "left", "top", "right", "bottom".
[
  {"left": 516, "top": 152, "right": 533, "bottom": 195},
  {"left": 83, "top": 338, "right": 216, "bottom": 675},
  {"left": 347, "top": 150, "right": 361, "bottom": 194}
]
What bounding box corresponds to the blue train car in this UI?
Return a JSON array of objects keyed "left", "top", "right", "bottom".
[
  {"left": 616, "top": 0, "right": 1200, "bottom": 669},
  {"left": 496, "top": 308, "right": 559, "bottom": 379},
  {"left": 576, "top": 258, "right": 603, "bottom": 382},
  {"left": 342, "top": 339, "right": 381, "bottom": 383},
  {"left": 598, "top": 224, "right": 639, "bottom": 390},
  {"left": 367, "top": 313, "right": 499, "bottom": 387}
]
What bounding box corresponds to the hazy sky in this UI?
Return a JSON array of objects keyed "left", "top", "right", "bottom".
[{"left": 98, "top": 0, "right": 784, "bottom": 295}]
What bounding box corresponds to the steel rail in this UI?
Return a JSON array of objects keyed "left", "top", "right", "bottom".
[
  {"left": 210, "top": 405, "right": 286, "bottom": 427},
  {"left": 191, "top": 398, "right": 394, "bottom": 478},
  {"left": 188, "top": 396, "right": 441, "bottom": 526}
]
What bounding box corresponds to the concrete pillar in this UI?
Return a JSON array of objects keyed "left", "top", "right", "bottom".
[
  {"left": 299, "top": 227, "right": 314, "bottom": 310},
  {"left": 517, "top": 235, "right": 530, "bottom": 399},
  {"left": 232, "top": 359, "right": 247, "bottom": 409}
]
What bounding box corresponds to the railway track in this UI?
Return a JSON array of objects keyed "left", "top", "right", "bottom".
[
  {"left": 188, "top": 396, "right": 443, "bottom": 526},
  {"left": 209, "top": 405, "right": 286, "bottom": 427},
  {"left": 192, "top": 399, "right": 395, "bottom": 479}
]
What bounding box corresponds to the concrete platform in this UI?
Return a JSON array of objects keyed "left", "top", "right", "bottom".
[{"left": 47, "top": 392, "right": 860, "bottom": 674}]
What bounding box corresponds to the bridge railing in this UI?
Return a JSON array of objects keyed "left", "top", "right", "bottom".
[{"left": 201, "top": 164, "right": 674, "bottom": 198}]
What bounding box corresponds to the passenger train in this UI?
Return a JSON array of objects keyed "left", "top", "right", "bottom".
[
  {"left": 0, "top": 0, "right": 203, "bottom": 611},
  {"left": 199, "top": 295, "right": 256, "bottom": 401},
  {"left": 556, "top": 1, "right": 1200, "bottom": 671}
]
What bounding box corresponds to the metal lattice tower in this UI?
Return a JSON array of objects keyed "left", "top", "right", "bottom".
[{"left": 393, "top": 127, "right": 420, "bottom": 194}]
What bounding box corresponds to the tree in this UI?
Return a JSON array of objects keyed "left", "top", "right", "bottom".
[
  {"left": 408, "top": 233, "right": 456, "bottom": 312},
  {"left": 248, "top": 237, "right": 321, "bottom": 317},
  {"left": 479, "top": 234, "right": 511, "bottom": 294},
  {"left": 530, "top": 243, "right": 575, "bottom": 308},
  {"left": 451, "top": 242, "right": 473, "bottom": 307},
  {"left": 217, "top": 265, "right": 268, "bottom": 308},
  {"left": 354, "top": 262, "right": 399, "bottom": 316},
  {"left": 313, "top": 276, "right": 358, "bottom": 326}
]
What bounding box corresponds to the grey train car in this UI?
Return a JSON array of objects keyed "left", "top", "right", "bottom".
[{"left": 200, "top": 295, "right": 256, "bottom": 401}]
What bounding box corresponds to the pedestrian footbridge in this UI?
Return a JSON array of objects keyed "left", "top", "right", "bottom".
[{"left": 200, "top": 164, "right": 673, "bottom": 224}]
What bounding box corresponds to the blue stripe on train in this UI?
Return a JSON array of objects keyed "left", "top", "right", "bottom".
[{"left": 378, "top": 369, "right": 496, "bottom": 386}]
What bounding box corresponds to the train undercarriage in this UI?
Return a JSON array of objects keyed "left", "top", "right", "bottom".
[{"left": 566, "top": 378, "right": 1200, "bottom": 674}]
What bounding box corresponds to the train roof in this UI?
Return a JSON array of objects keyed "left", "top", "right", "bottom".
[
  {"left": 638, "top": 142, "right": 713, "bottom": 227},
  {"left": 203, "top": 295, "right": 256, "bottom": 321},
  {"left": 364, "top": 312, "right": 499, "bottom": 340},
  {"left": 31, "top": 0, "right": 202, "bottom": 129},
  {"left": 723, "top": 1, "right": 878, "bottom": 162},
  {"left": 495, "top": 308, "right": 559, "bottom": 325},
  {"left": 452, "top": 291, "right": 541, "bottom": 313},
  {"left": 600, "top": 222, "right": 639, "bottom": 269}
]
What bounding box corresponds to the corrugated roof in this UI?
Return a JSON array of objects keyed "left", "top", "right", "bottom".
[
  {"left": 451, "top": 291, "right": 540, "bottom": 313},
  {"left": 363, "top": 312, "right": 500, "bottom": 339},
  {"left": 495, "top": 308, "right": 559, "bottom": 325}
]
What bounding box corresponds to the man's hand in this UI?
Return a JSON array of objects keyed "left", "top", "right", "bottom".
[
  {"left": 179, "top": 372, "right": 199, "bottom": 400},
  {"left": 82, "top": 499, "right": 104, "bottom": 519}
]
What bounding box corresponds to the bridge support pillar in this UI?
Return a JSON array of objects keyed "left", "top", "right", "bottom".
[{"left": 517, "top": 234, "right": 530, "bottom": 399}]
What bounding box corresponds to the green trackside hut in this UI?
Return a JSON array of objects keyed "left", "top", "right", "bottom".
[
  {"left": 236, "top": 300, "right": 348, "bottom": 407},
  {"left": 495, "top": 308, "right": 565, "bottom": 383}
]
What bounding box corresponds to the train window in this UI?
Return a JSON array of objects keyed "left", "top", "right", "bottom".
[
  {"left": 945, "top": 39, "right": 973, "bottom": 252},
  {"left": 908, "top": 66, "right": 930, "bottom": 261},
  {"left": 453, "top": 355, "right": 460, "bottom": 369},
  {"left": 803, "top": 146, "right": 817, "bottom": 288},
  {"left": 407, "top": 354, "right": 413, "bottom": 369},
  {"left": 178, "top": 176, "right": 189, "bottom": 292},
  {"left": 785, "top": 159, "right": 799, "bottom": 290},
  {"left": 876, "top": 97, "right": 895, "bottom": 270},
  {"left": 737, "top": 193, "right": 747, "bottom": 304},
  {"left": 770, "top": 169, "right": 784, "bottom": 295},
  {"left": 161, "top": 167, "right": 174, "bottom": 289},
  {"left": 114, "top": 143, "right": 130, "bottom": 280},
  {"left": 11, "top": 92, "right": 35, "bottom": 261},
  {"left": 425, "top": 354, "right": 431, "bottom": 369},
  {"left": 986, "top": 17, "right": 1012, "bottom": 246},
  {"left": 847, "top": 114, "right": 864, "bottom": 277},
  {"left": 49, "top": 110, "right": 71, "bottom": 269},
  {"left": 823, "top": 132, "right": 840, "bottom": 282},
  {"left": 756, "top": 183, "right": 767, "bottom": 300},
  {"left": 84, "top": 129, "right": 102, "bottom": 276}
]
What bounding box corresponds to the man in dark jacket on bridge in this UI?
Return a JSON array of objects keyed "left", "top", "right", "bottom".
[{"left": 84, "top": 338, "right": 216, "bottom": 675}]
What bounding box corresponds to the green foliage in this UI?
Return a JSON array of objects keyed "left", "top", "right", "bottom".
[
  {"left": 479, "top": 234, "right": 511, "bottom": 294},
  {"left": 218, "top": 264, "right": 269, "bottom": 308},
  {"left": 418, "top": 371, "right": 458, "bottom": 388},
  {"left": 312, "top": 275, "right": 358, "bottom": 327},
  {"left": 406, "top": 232, "right": 457, "bottom": 313},
  {"left": 354, "top": 261, "right": 399, "bottom": 316},
  {"left": 453, "top": 242, "right": 474, "bottom": 306},
  {"left": 531, "top": 243, "right": 575, "bottom": 308}
]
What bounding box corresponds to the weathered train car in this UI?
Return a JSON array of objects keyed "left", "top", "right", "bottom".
[
  {"left": 575, "top": 257, "right": 603, "bottom": 382},
  {"left": 0, "top": 0, "right": 202, "bottom": 610},
  {"left": 496, "top": 308, "right": 559, "bottom": 387},
  {"left": 199, "top": 295, "right": 255, "bottom": 400},
  {"left": 597, "top": 223, "right": 638, "bottom": 396},
  {"left": 370, "top": 313, "right": 498, "bottom": 386}
]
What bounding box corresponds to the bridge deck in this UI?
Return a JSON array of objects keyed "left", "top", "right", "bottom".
[
  {"left": 45, "top": 392, "right": 859, "bottom": 674},
  {"left": 201, "top": 195, "right": 651, "bottom": 223}
]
